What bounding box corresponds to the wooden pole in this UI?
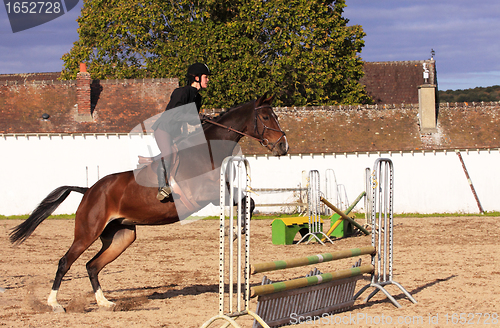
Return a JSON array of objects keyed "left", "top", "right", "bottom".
[
  {"left": 320, "top": 197, "right": 370, "bottom": 235},
  {"left": 322, "top": 191, "right": 366, "bottom": 241},
  {"left": 251, "top": 246, "right": 376, "bottom": 275},
  {"left": 250, "top": 265, "right": 374, "bottom": 298},
  {"left": 456, "top": 150, "right": 484, "bottom": 214}
]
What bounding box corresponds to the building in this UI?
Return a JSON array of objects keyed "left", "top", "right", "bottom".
[{"left": 1, "top": 60, "right": 499, "bottom": 154}]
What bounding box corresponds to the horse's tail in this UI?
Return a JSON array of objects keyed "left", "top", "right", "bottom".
[{"left": 9, "top": 186, "right": 88, "bottom": 245}]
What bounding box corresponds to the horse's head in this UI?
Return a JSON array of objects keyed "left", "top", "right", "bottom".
[
  {"left": 253, "top": 94, "right": 289, "bottom": 156},
  {"left": 204, "top": 94, "right": 288, "bottom": 156}
]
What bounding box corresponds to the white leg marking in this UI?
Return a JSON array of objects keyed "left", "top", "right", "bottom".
[
  {"left": 47, "top": 290, "right": 65, "bottom": 313},
  {"left": 95, "top": 288, "right": 115, "bottom": 308}
]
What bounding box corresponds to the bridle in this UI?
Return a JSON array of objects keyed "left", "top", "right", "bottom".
[
  {"left": 253, "top": 105, "right": 287, "bottom": 149},
  {"left": 203, "top": 103, "right": 286, "bottom": 151}
]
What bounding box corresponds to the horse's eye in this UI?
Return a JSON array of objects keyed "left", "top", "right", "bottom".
[{"left": 262, "top": 115, "right": 269, "bottom": 120}]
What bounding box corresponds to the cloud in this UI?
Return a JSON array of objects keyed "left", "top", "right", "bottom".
[
  {"left": 0, "top": 1, "right": 81, "bottom": 74},
  {"left": 1, "top": 1, "right": 498, "bottom": 90},
  {"left": 344, "top": 1, "right": 500, "bottom": 89}
]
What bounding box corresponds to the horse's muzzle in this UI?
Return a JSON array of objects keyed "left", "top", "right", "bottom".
[{"left": 272, "top": 139, "right": 289, "bottom": 156}]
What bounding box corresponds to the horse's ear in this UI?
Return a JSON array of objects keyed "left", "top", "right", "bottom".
[
  {"left": 257, "top": 93, "right": 274, "bottom": 106},
  {"left": 264, "top": 94, "right": 274, "bottom": 104}
]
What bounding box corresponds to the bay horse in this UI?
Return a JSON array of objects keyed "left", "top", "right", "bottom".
[{"left": 9, "top": 94, "right": 288, "bottom": 312}]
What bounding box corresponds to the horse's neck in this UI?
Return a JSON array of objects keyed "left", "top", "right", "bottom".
[{"left": 205, "top": 105, "right": 253, "bottom": 143}]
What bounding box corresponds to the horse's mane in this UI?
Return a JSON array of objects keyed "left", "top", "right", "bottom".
[{"left": 209, "top": 99, "right": 256, "bottom": 123}]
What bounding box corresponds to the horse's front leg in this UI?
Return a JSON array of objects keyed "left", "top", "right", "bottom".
[
  {"left": 224, "top": 194, "right": 254, "bottom": 238},
  {"left": 236, "top": 195, "right": 255, "bottom": 234}
]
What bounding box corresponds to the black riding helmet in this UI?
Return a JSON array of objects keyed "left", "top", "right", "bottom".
[
  {"left": 186, "top": 63, "right": 211, "bottom": 87},
  {"left": 188, "top": 63, "right": 211, "bottom": 76}
]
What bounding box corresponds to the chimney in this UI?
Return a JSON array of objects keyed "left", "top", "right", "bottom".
[
  {"left": 75, "top": 63, "right": 93, "bottom": 122},
  {"left": 418, "top": 84, "right": 437, "bottom": 133}
]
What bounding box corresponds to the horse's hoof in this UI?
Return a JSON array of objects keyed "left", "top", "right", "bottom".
[
  {"left": 97, "top": 298, "right": 116, "bottom": 309},
  {"left": 98, "top": 303, "right": 116, "bottom": 312},
  {"left": 52, "top": 305, "right": 66, "bottom": 313}
]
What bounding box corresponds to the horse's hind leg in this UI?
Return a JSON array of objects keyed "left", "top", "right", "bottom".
[
  {"left": 86, "top": 220, "right": 136, "bottom": 308},
  {"left": 48, "top": 236, "right": 97, "bottom": 312}
]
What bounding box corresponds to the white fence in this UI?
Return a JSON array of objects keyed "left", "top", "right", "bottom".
[{"left": 1, "top": 133, "right": 497, "bottom": 216}]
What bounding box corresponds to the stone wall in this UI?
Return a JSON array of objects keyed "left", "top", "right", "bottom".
[{"left": 239, "top": 102, "right": 500, "bottom": 154}]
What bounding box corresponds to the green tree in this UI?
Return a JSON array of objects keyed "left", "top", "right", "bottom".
[
  {"left": 438, "top": 85, "right": 500, "bottom": 103},
  {"left": 253, "top": 0, "right": 368, "bottom": 106},
  {"left": 61, "top": 0, "right": 369, "bottom": 108},
  {"left": 60, "top": 0, "right": 169, "bottom": 80}
]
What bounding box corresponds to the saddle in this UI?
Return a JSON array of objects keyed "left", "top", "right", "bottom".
[{"left": 136, "top": 144, "right": 200, "bottom": 212}]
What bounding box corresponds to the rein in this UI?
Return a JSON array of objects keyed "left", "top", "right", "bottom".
[
  {"left": 203, "top": 104, "right": 286, "bottom": 150},
  {"left": 203, "top": 119, "right": 264, "bottom": 143}
]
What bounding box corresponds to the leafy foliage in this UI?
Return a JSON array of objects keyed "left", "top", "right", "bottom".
[
  {"left": 61, "top": 0, "right": 370, "bottom": 108},
  {"left": 439, "top": 85, "right": 500, "bottom": 103}
]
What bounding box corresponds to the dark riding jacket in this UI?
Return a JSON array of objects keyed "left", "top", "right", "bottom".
[
  {"left": 166, "top": 85, "right": 202, "bottom": 112},
  {"left": 152, "top": 86, "right": 202, "bottom": 136}
]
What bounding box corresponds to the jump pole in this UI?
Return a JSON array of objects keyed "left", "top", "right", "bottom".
[
  {"left": 353, "top": 158, "right": 417, "bottom": 308},
  {"left": 320, "top": 197, "right": 370, "bottom": 235},
  {"left": 250, "top": 264, "right": 374, "bottom": 297},
  {"left": 200, "top": 156, "right": 269, "bottom": 328},
  {"left": 456, "top": 150, "right": 484, "bottom": 214},
  {"left": 250, "top": 250, "right": 374, "bottom": 328},
  {"left": 321, "top": 191, "right": 366, "bottom": 242},
  {"left": 250, "top": 246, "right": 375, "bottom": 274}
]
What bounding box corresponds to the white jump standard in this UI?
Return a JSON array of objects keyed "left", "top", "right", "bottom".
[
  {"left": 297, "top": 170, "right": 334, "bottom": 245},
  {"left": 201, "top": 157, "right": 417, "bottom": 328},
  {"left": 354, "top": 158, "right": 417, "bottom": 308},
  {"left": 200, "top": 156, "right": 268, "bottom": 328}
]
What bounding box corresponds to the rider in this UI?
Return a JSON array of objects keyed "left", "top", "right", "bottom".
[{"left": 152, "top": 63, "right": 211, "bottom": 201}]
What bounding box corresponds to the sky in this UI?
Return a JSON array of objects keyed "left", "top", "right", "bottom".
[{"left": 0, "top": 1, "right": 499, "bottom": 91}]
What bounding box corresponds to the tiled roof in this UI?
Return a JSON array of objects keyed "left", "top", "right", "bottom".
[
  {"left": 360, "top": 60, "right": 436, "bottom": 104},
  {"left": 3, "top": 63, "right": 498, "bottom": 155},
  {"left": 238, "top": 102, "right": 500, "bottom": 154}
]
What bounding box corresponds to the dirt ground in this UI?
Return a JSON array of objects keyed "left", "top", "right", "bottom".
[{"left": 1, "top": 217, "right": 499, "bottom": 328}]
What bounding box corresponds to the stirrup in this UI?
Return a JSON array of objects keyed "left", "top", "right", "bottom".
[{"left": 157, "top": 185, "right": 172, "bottom": 201}]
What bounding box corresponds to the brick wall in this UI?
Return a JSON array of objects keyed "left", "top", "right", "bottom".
[
  {"left": 0, "top": 80, "right": 76, "bottom": 133},
  {"left": 1, "top": 76, "right": 499, "bottom": 153},
  {"left": 0, "top": 77, "right": 178, "bottom": 133},
  {"left": 87, "top": 78, "right": 178, "bottom": 132},
  {"left": 0, "top": 72, "right": 61, "bottom": 83}
]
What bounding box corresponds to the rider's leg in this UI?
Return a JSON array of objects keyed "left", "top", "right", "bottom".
[
  {"left": 156, "top": 157, "right": 172, "bottom": 200},
  {"left": 154, "top": 129, "right": 173, "bottom": 200}
]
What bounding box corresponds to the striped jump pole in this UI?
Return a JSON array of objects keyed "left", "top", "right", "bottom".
[
  {"left": 353, "top": 158, "right": 417, "bottom": 308},
  {"left": 251, "top": 250, "right": 375, "bottom": 328},
  {"left": 251, "top": 264, "right": 374, "bottom": 297},
  {"left": 251, "top": 246, "right": 375, "bottom": 274},
  {"left": 200, "top": 156, "right": 269, "bottom": 328}
]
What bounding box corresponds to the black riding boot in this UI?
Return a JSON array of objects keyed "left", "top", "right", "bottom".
[{"left": 156, "top": 158, "right": 172, "bottom": 201}]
